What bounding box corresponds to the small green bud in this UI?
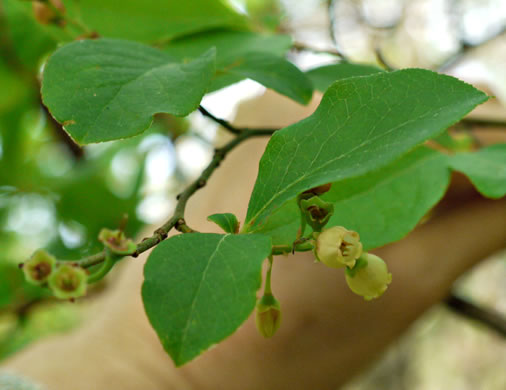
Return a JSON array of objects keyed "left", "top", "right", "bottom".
[
  {"left": 98, "top": 228, "right": 137, "bottom": 255},
  {"left": 22, "top": 249, "right": 56, "bottom": 285},
  {"left": 48, "top": 264, "right": 87, "bottom": 300},
  {"left": 255, "top": 294, "right": 281, "bottom": 338},
  {"left": 315, "top": 226, "right": 363, "bottom": 268},
  {"left": 299, "top": 196, "right": 334, "bottom": 232},
  {"left": 345, "top": 253, "right": 392, "bottom": 301}
]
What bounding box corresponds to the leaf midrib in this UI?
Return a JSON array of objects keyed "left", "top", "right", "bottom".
[{"left": 177, "top": 234, "right": 228, "bottom": 362}]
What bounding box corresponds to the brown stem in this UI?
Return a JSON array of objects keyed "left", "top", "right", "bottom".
[
  {"left": 444, "top": 293, "right": 506, "bottom": 337},
  {"left": 76, "top": 126, "right": 276, "bottom": 268}
]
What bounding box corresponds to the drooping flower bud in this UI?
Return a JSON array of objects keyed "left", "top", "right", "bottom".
[
  {"left": 22, "top": 249, "right": 57, "bottom": 285},
  {"left": 48, "top": 264, "right": 87, "bottom": 299},
  {"left": 98, "top": 228, "right": 137, "bottom": 255},
  {"left": 315, "top": 226, "right": 362, "bottom": 268},
  {"left": 345, "top": 253, "right": 392, "bottom": 300},
  {"left": 255, "top": 294, "right": 281, "bottom": 338},
  {"left": 299, "top": 196, "right": 334, "bottom": 232}
]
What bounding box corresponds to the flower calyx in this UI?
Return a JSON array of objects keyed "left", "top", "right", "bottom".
[
  {"left": 299, "top": 196, "right": 334, "bottom": 232},
  {"left": 255, "top": 293, "right": 282, "bottom": 338},
  {"left": 49, "top": 264, "right": 88, "bottom": 299},
  {"left": 98, "top": 228, "right": 137, "bottom": 255},
  {"left": 22, "top": 249, "right": 57, "bottom": 285},
  {"left": 345, "top": 253, "right": 392, "bottom": 300},
  {"left": 314, "top": 226, "right": 363, "bottom": 268}
]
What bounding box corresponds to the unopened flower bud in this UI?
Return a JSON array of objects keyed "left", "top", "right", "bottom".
[
  {"left": 299, "top": 196, "right": 334, "bottom": 232},
  {"left": 302, "top": 183, "right": 332, "bottom": 196},
  {"left": 49, "top": 264, "right": 87, "bottom": 299},
  {"left": 23, "top": 249, "right": 57, "bottom": 285},
  {"left": 32, "top": 0, "right": 66, "bottom": 26},
  {"left": 98, "top": 228, "right": 137, "bottom": 255},
  {"left": 345, "top": 253, "right": 392, "bottom": 300},
  {"left": 255, "top": 294, "right": 281, "bottom": 338},
  {"left": 315, "top": 226, "right": 362, "bottom": 268}
]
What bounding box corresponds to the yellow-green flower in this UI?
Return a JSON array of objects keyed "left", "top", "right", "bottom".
[
  {"left": 49, "top": 264, "right": 88, "bottom": 300},
  {"left": 23, "top": 249, "right": 56, "bottom": 285},
  {"left": 315, "top": 226, "right": 363, "bottom": 268},
  {"left": 345, "top": 253, "right": 392, "bottom": 300}
]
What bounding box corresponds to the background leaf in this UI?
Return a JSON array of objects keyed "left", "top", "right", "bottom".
[
  {"left": 223, "top": 51, "right": 313, "bottom": 104},
  {"left": 306, "top": 63, "right": 384, "bottom": 92},
  {"left": 1, "top": 0, "right": 71, "bottom": 70},
  {"left": 449, "top": 144, "right": 506, "bottom": 198},
  {"left": 207, "top": 213, "right": 240, "bottom": 234},
  {"left": 77, "top": 0, "right": 246, "bottom": 42},
  {"left": 163, "top": 29, "right": 293, "bottom": 92},
  {"left": 142, "top": 233, "right": 272, "bottom": 366},
  {"left": 41, "top": 39, "right": 216, "bottom": 144},
  {"left": 243, "top": 69, "right": 487, "bottom": 232}
]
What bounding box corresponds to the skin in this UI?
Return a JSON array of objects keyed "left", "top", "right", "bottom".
[{"left": 2, "top": 91, "right": 505, "bottom": 390}]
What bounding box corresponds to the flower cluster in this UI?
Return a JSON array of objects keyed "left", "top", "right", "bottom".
[
  {"left": 314, "top": 226, "right": 392, "bottom": 300},
  {"left": 22, "top": 250, "right": 88, "bottom": 300}
]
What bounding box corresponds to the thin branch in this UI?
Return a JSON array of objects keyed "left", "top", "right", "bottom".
[
  {"left": 444, "top": 293, "right": 506, "bottom": 337},
  {"left": 42, "top": 102, "right": 84, "bottom": 159},
  {"left": 76, "top": 126, "right": 276, "bottom": 269},
  {"left": 198, "top": 105, "right": 278, "bottom": 135},
  {"left": 292, "top": 42, "right": 346, "bottom": 60},
  {"left": 460, "top": 117, "right": 506, "bottom": 130},
  {"left": 374, "top": 47, "right": 395, "bottom": 71},
  {"left": 326, "top": 1, "right": 339, "bottom": 53}
]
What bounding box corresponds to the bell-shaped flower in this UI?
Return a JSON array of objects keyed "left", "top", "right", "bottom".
[
  {"left": 23, "top": 249, "right": 57, "bottom": 285},
  {"left": 49, "top": 264, "right": 88, "bottom": 300},
  {"left": 315, "top": 226, "right": 363, "bottom": 268},
  {"left": 345, "top": 253, "right": 392, "bottom": 300}
]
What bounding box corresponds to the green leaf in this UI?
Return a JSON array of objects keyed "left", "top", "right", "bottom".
[
  {"left": 257, "top": 148, "right": 450, "bottom": 250},
  {"left": 223, "top": 51, "right": 313, "bottom": 104},
  {"left": 41, "top": 39, "right": 216, "bottom": 144},
  {"left": 163, "top": 29, "right": 293, "bottom": 92},
  {"left": 306, "top": 63, "right": 384, "bottom": 92},
  {"left": 207, "top": 213, "right": 240, "bottom": 234},
  {"left": 326, "top": 148, "right": 450, "bottom": 249},
  {"left": 142, "top": 233, "right": 272, "bottom": 366},
  {"left": 449, "top": 144, "right": 506, "bottom": 198},
  {"left": 77, "top": 0, "right": 247, "bottom": 42},
  {"left": 163, "top": 30, "right": 292, "bottom": 65},
  {"left": 244, "top": 69, "right": 488, "bottom": 232}
]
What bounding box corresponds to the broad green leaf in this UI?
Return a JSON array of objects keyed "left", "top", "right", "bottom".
[
  {"left": 163, "top": 29, "right": 293, "bottom": 92},
  {"left": 207, "top": 213, "right": 240, "bottom": 234},
  {"left": 257, "top": 148, "right": 450, "bottom": 250},
  {"left": 41, "top": 39, "right": 216, "bottom": 144},
  {"left": 449, "top": 144, "right": 506, "bottom": 198},
  {"left": 307, "top": 63, "right": 384, "bottom": 92},
  {"left": 223, "top": 51, "right": 313, "bottom": 104},
  {"left": 142, "top": 233, "right": 272, "bottom": 366},
  {"left": 244, "top": 69, "right": 487, "bottom": 232},
  {"left": 77, "top": 0, "right": 247, "bottom": 42}
]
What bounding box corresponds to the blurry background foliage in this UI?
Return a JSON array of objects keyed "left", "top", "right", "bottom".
[{"left": 0, "top": 0, "right": 504, "bottom": 387}]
